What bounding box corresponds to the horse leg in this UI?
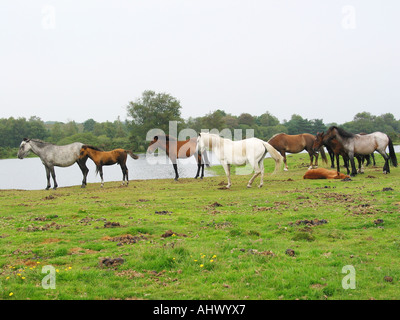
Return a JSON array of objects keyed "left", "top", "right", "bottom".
[
  {"left": 281, "top": 151, "right": 288, "bottom": 171},
  {"left": 308, "top": 151, "right": 318, "bottom": 169},
  {"left": 313, "top": 151, "right": 319, "bottom": 168},
  {"left": 77, "top": 159, "right": 89, "bottom": 188},
  {"left": 377, "top": 150, "right": 390, "bottom": 174},
  {"left": 247, "top": 158, "right": 262, "bottom": 188},
  {"left": 221, "top": 163, "right": 231, "bottom": 188},
  {"left": 45, "top": 166, "right": 51, "bottom": 190},
  {"left": 194, "top": 154, "right": 201, "bottom": 179},
  {"left": 120, "top": 164, "right": 128, "bottom": 185},
  {"left": 349, "top": 153, "right": 357, "bottom": 177},
  {"left": 330, "top": 151, "right": 335, "bottom": 168},
  {"left": 172, "top": 163, "right": 179, "bottom": 181},
  {"left": 99, "top": 166, "right": 104, "bottom": 187},
  {"left": 342, "top": 156, "right": 350, "bottom": 175},
  {"left": 257, "top": 159, "right": 265, "bottom": 188},
  {"left": 356, "top": 155, "right": 364, "bottom": 174},
  {"left": 50, "top": 167, "right": 58, "bottom": 190},
  {"left": 336, "top": 155, "right": 341, "bottom": 173},
  {"left": 195, "top": 153, "right": 205, "bottom": 179}
]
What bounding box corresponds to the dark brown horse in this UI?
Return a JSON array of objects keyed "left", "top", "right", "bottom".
[
  {"left": 147, "top": 135, "right": 209, "bottom": 181},
  {"left": 267, "top": 133, "right": 327, "bottom": 171},
  {"left": 79, "top": 145, "right": 138, "bottom": 187}
]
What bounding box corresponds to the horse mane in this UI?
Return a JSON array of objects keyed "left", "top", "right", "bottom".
[
  {"left": 328, "top": 126, "right": 355, "bottom": 139},
  {"left": 83, "top": 145, "right": 103, "bottom": 151},
  {"left": 28, "top": 139, "right": 53, "bottom": 148}
]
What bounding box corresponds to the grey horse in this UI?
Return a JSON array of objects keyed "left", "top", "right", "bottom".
[{"left": 17, "top": 138, "right": 89, "bottom": 190}]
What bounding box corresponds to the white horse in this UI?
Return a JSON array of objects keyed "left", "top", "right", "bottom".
[
  {"left": 17, "top": 138, "right": 89, "bottom": 190},
  {"left": 197, "top": 132, "right": 283, "bottom": 188}
]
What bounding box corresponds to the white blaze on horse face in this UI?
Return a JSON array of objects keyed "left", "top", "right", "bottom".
[{"left": 18, "top": 141, "right": 30, "bottom": 159}]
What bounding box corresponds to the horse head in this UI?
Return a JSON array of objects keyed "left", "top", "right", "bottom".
[
  {"left": 17, "top": 138, "right": 32, "bottom": 159},
  {"left": 312, "top": 132, "right": 325, "bottom": 153},
  {"left": 79, "top": 145, "right": 89, "bottom": 159},
  {"left": 196, "top": 132, "right": 208, "bottom": 154},
  {"left": 147, "top": 136, "right": 161, "bottom": 154}
]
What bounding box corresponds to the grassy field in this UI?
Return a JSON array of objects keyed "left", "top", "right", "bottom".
[{"left": 0, "top": 153, "right": 399, "bottom": 300}]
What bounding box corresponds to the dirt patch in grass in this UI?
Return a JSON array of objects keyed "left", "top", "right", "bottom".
[
  {"left": 161, "top": 230, "right": 187, "bottom": 238},
  {"left": 106, "top": 234, "right": 148, "bottom": 246}
]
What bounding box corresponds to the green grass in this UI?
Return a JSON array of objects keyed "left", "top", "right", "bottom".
[{"left": 0, "top": 153, "right": 399, "bottom": 300}]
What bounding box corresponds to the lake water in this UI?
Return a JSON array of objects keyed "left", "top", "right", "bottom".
[
  {"left": 0, "top": 152, "right": 219, "bottom": 190},
  {"left": 1, "top": 146, "right": 399, "bottom": 190}
]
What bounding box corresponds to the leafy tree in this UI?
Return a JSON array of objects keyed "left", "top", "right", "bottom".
[
  {"left": 83, "top": 119, "right": 96, "bottom": 132},
  {"left": 238, "top": 113, "right": 255, "bottom": 126},
  {"left": 127, "top": 91, "right": 183, "bottom": 149}
]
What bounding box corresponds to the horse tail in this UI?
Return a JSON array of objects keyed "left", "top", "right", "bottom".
[
  {"left": 388, "top": 137, "right": 398, "bottom": 167},
  {"left": 319, "top": 146, "right": 328, "bottom": 164},
  {"left": 127, "top": 150, "right": 139, "bottom": 160},
  {"left": 262, "top": 141, "right": 284, "bottom": 174}
]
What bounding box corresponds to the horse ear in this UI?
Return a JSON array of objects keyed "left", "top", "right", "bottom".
[{"left": 23, "top": 138, "right": 30, "bottom": 142}]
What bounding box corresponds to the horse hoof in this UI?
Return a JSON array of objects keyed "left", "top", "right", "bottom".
[
  {"left": 258, "top": 185, "right": 263, "bottom": 188},
  {"left": 247, "top": 185, "right": 252, "bottom": 188},
  {"left": 81, "top": 185, "right": 86, "bottom": 189},
  {"left": 284, "top": 168, "right": 288, "bottom": 171}
]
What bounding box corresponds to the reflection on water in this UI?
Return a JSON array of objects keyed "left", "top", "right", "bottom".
[{"left": 0, "top": 152, "right": 217, "bottom": 190}]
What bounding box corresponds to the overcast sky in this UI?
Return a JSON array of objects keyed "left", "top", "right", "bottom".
[{"left": 1, "top": 0, "right": 399, "bottom": 125}]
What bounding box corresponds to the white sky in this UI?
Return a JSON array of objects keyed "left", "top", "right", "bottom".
[{"left": 1, "top": 0, "right": 399, "bottom": 124}]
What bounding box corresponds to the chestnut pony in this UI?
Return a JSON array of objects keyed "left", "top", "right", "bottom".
[
  {"left": 303, "top": 168, "right": 350, "bottom": 180},
  {"left": 79, "top": 145, "right": 138, "bottom": 187},
  {"left": 147, "top": 135, "right": 209, "bottom": 181},
  {"left": 268, "top": 133, "right": 327, "bottom": 171}
]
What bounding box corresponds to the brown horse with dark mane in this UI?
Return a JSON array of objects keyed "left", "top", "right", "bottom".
[
  {"left": 267, "top": 133, "right": 327, "bottom": 171},
  {"left": 79, "top": 145, "right": 138, "bottom": 187},
  {"left": 147, "top": 135, "right": 209, "bottom": 181}
]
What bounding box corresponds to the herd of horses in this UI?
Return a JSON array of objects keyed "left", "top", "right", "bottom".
[{"left": 17, "top": 126, "right": 398, "bottom": 190}]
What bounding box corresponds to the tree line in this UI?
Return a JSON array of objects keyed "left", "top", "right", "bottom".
[{"left": 1, "top": 90, "right": 399, "bottom": 159}]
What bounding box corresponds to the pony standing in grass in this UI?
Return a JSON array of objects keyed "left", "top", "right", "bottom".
[
  {"left": 267, "top": 133, "right": 327, "bottom": 171},
  {"left": 318, "top": 126, "right": 397, "bottom": 176},
  {"left": 147, "top": 135, "right": 209, "bottom": 181},
  {"left": 197, "top": 132, "right": 283, "bottom": 189},
  {"left": 79, "top": 145, "right": 138, "bottom": 187},
  {"left": 17, "top": 138, "right": 89, "bottom": 190}
]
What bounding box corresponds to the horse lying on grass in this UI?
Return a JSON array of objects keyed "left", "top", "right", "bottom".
[{"left": 303, "top": 168, "right": 350, "bottom": 180}]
